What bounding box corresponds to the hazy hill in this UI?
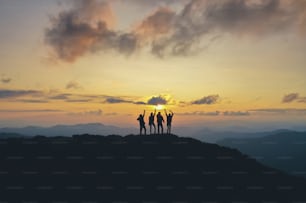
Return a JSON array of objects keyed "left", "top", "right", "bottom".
[
  {"left": 0, "top": 123, "right": 137, "bottom": 137},
  {"left": 0, "top": 134, "right": 306, "bottom": 202},
  {"left": 217, "top": 131, "right": 306, "bottom": 178},
  {"left": 191, "top": 128, "right": 294, "bottom": 143}
]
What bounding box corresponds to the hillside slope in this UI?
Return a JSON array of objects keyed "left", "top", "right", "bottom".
[
  {"left": 217, "top": 131, "right": 306, "bottom": 178},
  {"left": 1, "top": 134, "right": 306, "bottom": 202}
]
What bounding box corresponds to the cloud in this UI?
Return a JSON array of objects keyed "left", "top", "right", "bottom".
[
  {"left": 223, "top": 111, "right": 250, "bottom": 116},
  {"left": 0, "top": 89, "right": 42, "bottom": 99},
  {"left": 16, "top": 99, "right": 49, "bottom": 103},
  {"left": 147, "top": 95, "right": 168, "bottom": 105},
  {"left": 177, "top": 111, "right": 220, "bottom": 116},
  {"left": 135, "top": 7, "right": 175, "bottom": 40},
  {"left": 191, "top": 95, "right": 219, "bottom": 105},
  {"left": 104, "top": 97, "right": 132, "bottom": 104},
  {"left": 45, "top": 0, "right": 306, "bottom": 61},
  {"left": 282, "top": 93, "right": 299, "bottom": 103},
  {"left": 1, "top": 77, "right": 12, "bottom": 84},
  {"left": 49, "top": 94, "right": 71, "bottom": 100},
  {"left": 298, "top": 97, "right": 306, "bottom": 103},
  {"left": 66, "top": 81, "right": 82, "bottom": 89},
  {"left": 45, "top": 0, "right": 137, "bottom": 62},
  {"left": 177, "top": 110, "right": 250, "bottom": 116},
  {"left": 282, "top": 93, "right": 306, "bottom": 103},
  {"left": 68, "top": 109, "right": 103, "bottom": 116},
  {"left": 0, "top": 109, "right": 63, "bottom": 113},
  {"left": 249, "top": 108, "right": 306, "bottom": 114}
]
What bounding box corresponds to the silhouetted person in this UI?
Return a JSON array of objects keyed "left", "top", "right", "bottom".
[
  {"left": 149, "top": 109, "right": 156, "bottom": 134},
  {"left": 137, "top": 110, "right": 146, "bottom": 135},
  {"left": 156, "top": 112, "right": 164, "bottom": 134},
  {"left": 165, "top": 110, "right": 174, "bottom": 134}
]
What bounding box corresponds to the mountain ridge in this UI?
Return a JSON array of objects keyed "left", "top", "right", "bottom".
[{"left": 1, "top": 134, "right": 306, "bottom": 202}]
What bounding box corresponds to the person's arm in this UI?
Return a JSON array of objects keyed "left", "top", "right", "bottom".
[
  {"left": 143, "top": 110, "right": 146, "bottom": 117},
  {"left": 164, "top": 109, "right": 167, "bottom": 116},
  {"left": 170, "top": 110, "right": 174, "bottom": 116},
  {"left": 154, "top": 109, "right": 156, "bottom": 116}
]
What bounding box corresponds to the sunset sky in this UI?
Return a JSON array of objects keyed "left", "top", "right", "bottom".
[{"left": 0, "top": 0, "right": 306, "bottom": 130}]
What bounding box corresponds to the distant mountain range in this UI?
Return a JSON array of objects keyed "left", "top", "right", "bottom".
[
  {"left": 190, "top": 128, "right": 294, "bottom": 143},
  {"left": 217, "top": 131, "right": 306, "bottom": 178},
  {"left": 0, "top": 123, "right": 138, "bottom": 137},
  {"left": 1, "top": 134, "right": 306, "bottom": 202}
]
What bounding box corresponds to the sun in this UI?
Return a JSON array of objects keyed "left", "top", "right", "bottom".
[{"left": 155, "top": 104, "right": 164, "bottom": 110}]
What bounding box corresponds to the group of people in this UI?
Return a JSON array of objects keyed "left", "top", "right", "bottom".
[{"left": 137, "top": 109, "right": 174, "bottom": 135}]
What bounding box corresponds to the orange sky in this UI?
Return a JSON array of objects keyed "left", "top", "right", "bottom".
[{"left": 0, "top": 0, "right": 305, "bottom": 129}]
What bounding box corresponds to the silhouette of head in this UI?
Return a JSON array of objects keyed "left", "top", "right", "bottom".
[
  {"left": 150, "top": 113, "right": 153, "bottom": 116},
  {"left": 158, "top": 112, "right": 161, "bottom": 115},
  {"left": 139, "top": 114, "right": 142, "bottom": 117}
]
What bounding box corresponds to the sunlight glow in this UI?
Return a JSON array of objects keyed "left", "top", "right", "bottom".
[{"left": 155, "top": 104, "right": 165, "bottom": 110}]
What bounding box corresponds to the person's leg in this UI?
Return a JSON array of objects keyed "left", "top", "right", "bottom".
[
  {"left": 161, "top": 124, "right": 163, "bottom": 134},
  {"left": 153, "top": 123, "right": 156, "bottom": 134},
  {"left": 144, "top": 126, "right": 146, "bottom": 135},
  {"left": 149, "top": 124, "right": 152, "bottom": 134}
]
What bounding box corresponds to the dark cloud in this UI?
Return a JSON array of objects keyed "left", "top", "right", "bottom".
[
  {"left": 0, "top": 89, "right": 42, "bottom": 99},
  {"left": 136, "top": 7, "right": 175, "bottom": 40},
  {"left": 223, "top": 111, "right": 250, "bottom": 116},
  {"left": 66, "top": 81, "right": 81, "bottom": 89},
  {"left": 147, "top": 95, "right": 168, "bottom": 105},
  {"left": 1, "top": 77, "right": 12, "bottom": 84},
  {"left": 104, "top": 97, "right": 132, "bottom": 104},
  {"left": 191, "top": 95, "right": 219, "bottom": 105},
  {"left": 282, "top": 93, "right": 299, "bottom": 103},
  {"left": 46, "top": 0, "right": 306, "bottom": 61},
  {"left": 45, "top": 0, "right": 137, "bottom": 62},
  {"left": 134, "top": 101, "right": 146, "bottom": 105}
]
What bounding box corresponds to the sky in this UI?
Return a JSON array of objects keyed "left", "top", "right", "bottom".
[{"left": 0, "top": 0, "right": 306, "bottom": 130}]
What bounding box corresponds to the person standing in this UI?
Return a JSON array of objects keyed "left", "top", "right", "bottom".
[
  {"left": 156, "top": 112, "right": 164, "bottom": 135},
  {"left": 164, "top": 110, "right": 174, "bottom": 135},
  {"left": 137, "top": 110, "right": 146, "bottom": 135},
  {"left": 149, "top": 109, "right": 156, "bottom": 134}
]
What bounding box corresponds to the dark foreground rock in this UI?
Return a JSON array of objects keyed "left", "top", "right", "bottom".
[{"left": 0, "top": 134, "right": 306, "bottom": 202}]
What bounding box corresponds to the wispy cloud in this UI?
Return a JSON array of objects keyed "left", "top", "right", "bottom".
[
  {"left": 104, "top": 97, "right": 132, "bottom": 104},
  {"left": 282, "top": 93, "right": 299, "bottom": 103},
  {"left": 16, "top": 99, "right": 49, "bottom": 103},
  {"left": 223, "top": 111, "right": 250, "bottom": 116},
  {"left": 282, "top": 93, "right": 306, "bottom": 103},
  {"left": 0, "top": 89, "right": 42, "bottom": 99},
  {"left": 177, "top": 111, "right": 220, "bottom": 116},
  {"left": 68, "top": 109, "right": 103, "bottom": 116},
  {"left": 177, "top": 110, "right": 250, "bottom": 116},
  {"left": 66, "top": 81, "right": 82, "bottom": 89},
  {"left": 249, "top": 108, "right": 306, "bottom": 115},
  {"left": 45, "top": 0, "right": 306, "bottom": 61},
  {"left": 191, "top": 95, "right": 219, "bottom": 105},
  {"left": 1, "top": 77, "right": 12, "bottom": 84},
  {"left": 0, "top": 109, "right": 63, "bottom": 113}
]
